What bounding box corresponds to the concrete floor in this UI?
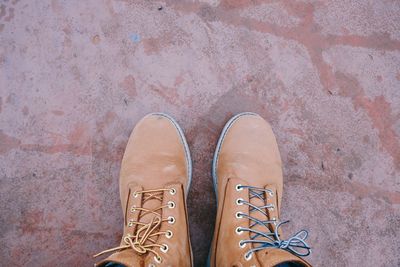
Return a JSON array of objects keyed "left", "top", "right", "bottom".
[{"left": 1, "top": 0, "right": 400, "bottom": 266}]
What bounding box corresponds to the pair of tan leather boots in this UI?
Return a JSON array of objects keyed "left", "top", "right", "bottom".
[{"left": 94, "top": 112, "right": 312, "bottom": 267}]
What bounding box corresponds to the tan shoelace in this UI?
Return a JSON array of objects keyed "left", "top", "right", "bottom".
[{"left": 94, "top": 188, "right": 175, "bottom": 263}]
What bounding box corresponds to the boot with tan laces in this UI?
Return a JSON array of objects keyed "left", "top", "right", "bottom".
[
  {"left": 209, "top": 113, "right": 312, "bottom": 267},
  {"left": 94, "top": 113, "right": 193, "bottom": 267}
]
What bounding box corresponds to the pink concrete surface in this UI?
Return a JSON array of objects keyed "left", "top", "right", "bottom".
[{"left": 1, "top": 0, "right": 399, "bottom": 266}]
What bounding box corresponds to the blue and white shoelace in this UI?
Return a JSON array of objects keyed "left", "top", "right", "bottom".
[{"left": 235, "top": 185, "right": 311, "bottom": 259}]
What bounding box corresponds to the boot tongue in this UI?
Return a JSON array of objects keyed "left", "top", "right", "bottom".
[
  {"left": 248, "top": 190, "right": 268, "bottom": 235},
  {"left": 137, "top": 190, "right": 164, "bottom": 243},
  {"left": 140, "top": 197, "right": 162, "bottom": 222},
  {"left": 247, "top": 187, "right": 275, "bottom": 256}
]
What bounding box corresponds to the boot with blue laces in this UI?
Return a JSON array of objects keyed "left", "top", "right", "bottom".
[{"left": 209, "top": 113, "right": 312, "bottom": 267}]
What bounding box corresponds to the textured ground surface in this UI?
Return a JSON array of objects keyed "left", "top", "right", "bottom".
[{"left": 1, "top": 0, "right": 400, "bottom": 266}]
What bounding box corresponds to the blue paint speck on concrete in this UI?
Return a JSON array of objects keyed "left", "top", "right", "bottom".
[{"left": 130, "top": 33, "right": 141, "bottom": 43}]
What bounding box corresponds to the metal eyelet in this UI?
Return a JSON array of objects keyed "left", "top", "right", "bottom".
[
  {"left": 168, "top": 216, "right": 175, "bottom": 224},
  {"left": 268, "top": 191, "right": 274, "bottom": 197},
  {"left": 154, "top": 255, "right": 162, "bottom": 263},
  {"left": 244, "top": 252, "right": 253, "bottom": 261},
  {"left": 269, "top": 204, "right": 275, "bottom": 211},
  {"left": 235, "top": 184, "right": 243, "bottom": 191},
  {"left": 236, "top": 198, "right": 244, "bottom": 205},
  {"left": 235, "top": 212, "right": 243, "bottom": 219},
  {"left": 239, "top": 241, "right": 246, "bottom": 248},
  {"left": 166, "top": 230, "right": 173, "bottom": 238},
  {"left": 133, "top": 192, "right": 139, "bottom": 198},
  {"left": 130, "top": 205, "right": 136, "bottom": 212},
  {"left": 160, "top": 244, "right": 169, "bottom": 253},
  {"left": 148, "top": 264, "right": 156, "bottom": 267},
  {"left": 169, "top": 188, "right": 176, "bottom": 195},
  {"left": 235, "top": 227, "right": 243, "bottom": 235},
  {"left": 167, "top": 201, "right": 175, "bottom": 209},
  {"left": 128, "top": 219, "right": 134, "bottom": 227}
]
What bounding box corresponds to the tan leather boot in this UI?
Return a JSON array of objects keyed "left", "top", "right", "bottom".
[
  {"left": 209, "top": 113, "right": 312, "bottom": 267},
  {"left": 94, "top": 113, "right": 193, "bottom": 267}
]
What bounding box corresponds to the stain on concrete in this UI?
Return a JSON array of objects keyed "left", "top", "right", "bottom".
[
  {"left": 129, "top": 33, "right": 141, "bottom": 43},
  {"left": 0, "top": 4, "right": 6, "bottom": 19},
  {"left": 52, "top": 110, "right": 64, "bottom": 116},
  {"left": 0, "top": 130, "right": 21, "bottom": 154},
  {"left": 91, "top": 34, "right": 101, "bottom": 45},
  {"left": 336, "top": 71, "right": 400, "bottom": 170},
  {"left": 4, "top": 7, "right": 14, "bottom": 22},
  {"left": 119, "top": 75, "right": 137, "bottom": 98},
  {"left": 22, "top": 106, "right": 29, "bottom": 116}
]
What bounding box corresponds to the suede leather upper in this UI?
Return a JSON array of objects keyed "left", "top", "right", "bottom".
[
  {"left": 95, "top": 114, "right": 192, "bottom": 267},
  {"left": 210, "top": 113, "right": 311, "bottom": 267}
]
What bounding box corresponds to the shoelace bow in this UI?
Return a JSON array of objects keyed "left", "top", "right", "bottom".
[
  {"left": 94, "top": 188, "right": 173, "bottom": 262},
  {"left": 237, "top": 185, "right": 311, "bottom": 259}
]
